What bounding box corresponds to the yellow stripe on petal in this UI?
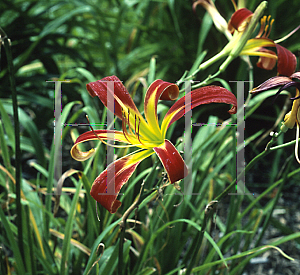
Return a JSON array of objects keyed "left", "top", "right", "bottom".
[
  {"left": 122, "top": 149, "right": 155, "bottom": 168},
  {"left": 160, "top": 106, "right": 184, "bottom": 138},
  {"left": 242, "top": 38, "right": 275, "bottom": 53},
  {"left": 113, "top": 94, "right": 158, "bottom": 142},
  {"left": 90, "top": 149, "right": 154, "bottom": 213},
  {"left": 144, "top": 80, "right": 180, "bottom": 140},
  {"left": 161, "top": 86, "right": 237, "bottom": 138},
  {"left": 144, "top": 85, "right": 162, "bottom": 138},
  {"left": 242, "top": 51, "right": 277, "bottom": 59}
]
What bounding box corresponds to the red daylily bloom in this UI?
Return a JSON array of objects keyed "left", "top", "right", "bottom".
[
  {"left": 230, "top": 8, "right": 297, "bottom": 76},
  {"left": 198, "top": 2, "right": 298, "bottom": 76},
  {"left": 71, "top": 76, "right": 237, "bottom": 213}
]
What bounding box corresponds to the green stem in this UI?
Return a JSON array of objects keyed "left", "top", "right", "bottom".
[
  {"left": 1, "top": 28, "right": 24, "bottom": 263},
  {"left": 198, "top": 49, "right": 229, "bottom": 71},
  {"left": 179, "top": 70, "right": 223, "bottom": 93}
]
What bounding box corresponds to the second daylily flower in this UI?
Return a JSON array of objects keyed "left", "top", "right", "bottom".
[
  {"left": 233, "top": 9, "right": 297, "bottom": 76},
  {"left": 199, "top": 2, "right": 297, "bottom": 76},
  {"left": 71, "top": 76, "right": 237, "bottom": 213},
  {"left": 251, "top": 72, "right": 300, "bottom": 162}
]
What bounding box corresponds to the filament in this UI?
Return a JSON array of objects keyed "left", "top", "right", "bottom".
[
  {"left": 128, "top": 108, "right": 130, "bottom": 125},
  {"left": 86, "top": 115, "right": 137, "bottom": 148},
  {"left": 265, "top": 18, "right": 274, "bottom": 38},
  {"left": 257, "top": 16, "right": 266, "bottom": 38},
  {"left": 121, "top": 110, "right": 144, "bottom": 146},
  {"left": 121, "top": 108, "right": 145, "bottom": 146},
  {"left": 136, "top": 117, "right": 144, "bottom": 145}
]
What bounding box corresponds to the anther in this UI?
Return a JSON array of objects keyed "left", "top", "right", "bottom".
[
  {"left": 266, "top": 18, "right": 274, "bottom": 38},
  {"left": 137, "top": 117, "right": 144, "bottom": 145},
  {"left": 128, "top": 109, "right": 130, "bottom": 125}
]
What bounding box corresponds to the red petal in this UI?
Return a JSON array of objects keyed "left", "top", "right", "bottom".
[
  {"left": 90, "top": 150, "right": 154, "bottom": 213},
  {"left": 256, "top": 48, "right": 277, "bottom": 70},
  {"left": 71, "top": 129, "right": 133, "bottom": 161},
  {"left": 228, "top": 8, "right": 253, "bottom": 32},
  {"left": 251, "top": 76, "right": 292, "bottom": 93},
  {"left": 74, "top": 130, "right": 130, "bottom": 144},
  {"left": 163, "top": 86, "right": 237, "bottom": 130},
  {"left": 86, "top": 76, "right": 140, "bottom": 120},
  {"left": 153, "top": 140, "right": 188, "bottom": 184},
  {"left": 291, "top": 72, "right": 300, "bottom": 80},
  {"left": 276, "top": 44, "right": 297, "bottom": 76},
  {"left": 86, "top": 76, "right": 154, "bottom": 140}
]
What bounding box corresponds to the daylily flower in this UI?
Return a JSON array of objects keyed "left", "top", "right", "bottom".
[
  {"left": 251, "top": 72, "right": 300, "bottom": 162},
  {"left": 233, "top": 10, "right": 297, "bottom": 76},
  {"left": 71, "top": 76, "right": 237, "bottom": 213},
  {"left": 199, "top": 2, "right": 297, "bottom": 76}
]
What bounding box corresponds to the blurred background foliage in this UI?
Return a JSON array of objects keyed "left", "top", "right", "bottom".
[{"left": 1, "top": 0, "right": 300, "bottom": 274}]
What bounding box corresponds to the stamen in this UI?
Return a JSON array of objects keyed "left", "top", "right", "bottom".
[
  {"left": 267, "top": 15, "right": 271, "bottom": 25},
  {"left": 257, "top": 16, "right": 266, "bottom": 38},
  {"left": 128, "top": 109, "right": 130, "bottom": 126},
  {"left": 122, "top": 116, "right": 131, "bottom": 143},
  {"left": 86, "top": 115, "right": 114, "bottom": 147},
  {"left": 86, "top": 115, "right": 136, "bottom": 148},
  {"left": 121, "top": 109, "right": 143, "bottom": 146},
  {"left": 275, "top": 24, "right": 300, "bottom": 44},
  {"left": 127, "top": 109, "right": 136, "bottom": 137},
  {"left": 263, "top": 24, "right": 269, "bottom": 37},
  {"left": 136, "top": 117, "right": 145, "bottom": 145},
  {"left": 265, "top": 18, "right": 274, "bottom": 38},
  {"left": 231, "top": 0, "right": 237, "bottom": 11},
  {"left": 134, "top": 114, "right": 137, "bottom": 134}
]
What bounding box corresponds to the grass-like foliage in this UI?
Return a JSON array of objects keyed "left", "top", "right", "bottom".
[{"left": 1, "top": 0, "right": 300, "bottom": 274}]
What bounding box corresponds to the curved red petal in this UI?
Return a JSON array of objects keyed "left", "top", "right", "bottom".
[
  {"left": 86, "top": 76, "right": 140, "bottom": 120},
  {"left": 153, "top": 140, "right": 188, "bottom": 184},
  {"left": 86, "top": 76, "right": 153, "bottom": 140},
  {"left": 90, "top": 150, "right": 153, "bottom": 213},
  {"left": 256, "top": 48, "right": 277, "bottom": 70},
  {"left": 275, "top": 44, "right": 297, "bottom": 76},
  {"left": 251, "top": 76, "right": 292, "bottom": 93},
  {"left": 291, "top": 72, "right": 300, "bottom": 81},
  {"left": 228, "top": 8, "right": 253, "bottom": 32},
  {"left": 71, "top": 129, "right": 132, "bottom": 161},
  {"left": 74, "top": 129, "right": 129, "bottom": 144},
  {"left": 164, "top": 86, "right": 237, "bottom": 129}
]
